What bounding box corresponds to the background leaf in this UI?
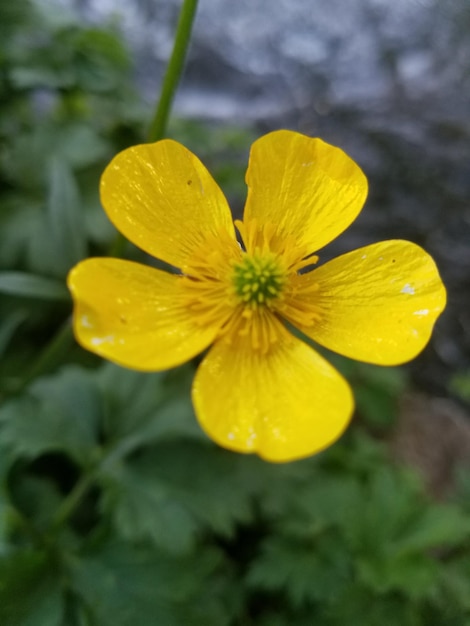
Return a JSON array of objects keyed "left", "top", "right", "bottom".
[
  {"left": 0, "top": 272, "right": 69, "bottom": 301},
  {"left": 69, "top": 541, "right": 235, "bottom": 626},
  {"left": 47, "top": 156, "right": 87, "bottom": 273},
  {"left": 0, "top": 366, "right": 100, "bottom": 464},
  {"left": 0, "top": 550, "right": 64, "bottom": 626}
]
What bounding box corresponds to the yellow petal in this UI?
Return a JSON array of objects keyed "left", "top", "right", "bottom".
[
  {"left": 100, "top": 140, "right": 236, "bottom": 268},
  {"left": 67, "top": 258, "right": 220, "bottom": 371},
  {"left": 192, "top": 331, "right": 354, "bottom": 462},
  {"left": 243, "top": 130, "right": 368, "bottom": 254},
  {"left": 299, "top": 240, "right": 447, "bottom": 365}
]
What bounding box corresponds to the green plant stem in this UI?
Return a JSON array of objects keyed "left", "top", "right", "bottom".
[
  {"left": 51, "top": 469, "right": 96, "bottom": 530},
  {"left": 147, "top": 0, "right": 199, "bottom": 142},
  {"left": 50, "top": 432, "right": 142, "bottom": 530}
]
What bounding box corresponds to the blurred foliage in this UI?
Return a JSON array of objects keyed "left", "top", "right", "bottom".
[
  {"left": 1, "top": 2, "right": 470, "bottom": 625},
  {"left": 449, "top": 369, "right": 470, "bottom": 406}
]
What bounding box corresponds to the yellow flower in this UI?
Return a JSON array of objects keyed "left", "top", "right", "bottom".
[{"left": 67, "top": 130, "right": 446, "bottom": 462}]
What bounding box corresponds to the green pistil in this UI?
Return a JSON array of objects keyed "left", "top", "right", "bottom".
[{"left": 233, "top": 254, "right": 284, "bottom": 305}]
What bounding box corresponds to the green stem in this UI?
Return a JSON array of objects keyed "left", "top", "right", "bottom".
[
  {"left": 147, "top": 0, "right": 199, "bottom": 142},
  {"left": 51, "top": 469, "right": 96, "bottom": 530},
  {"left": 50, "top": 434, "right": 136, "bottom": 530}
]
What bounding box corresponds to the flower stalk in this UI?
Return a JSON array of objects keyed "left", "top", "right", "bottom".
[{"left": 147, "top": 0, "right": 199, "bottom": 142}]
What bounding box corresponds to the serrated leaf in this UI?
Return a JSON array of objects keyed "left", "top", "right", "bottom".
[
  {"left": 100, "top": 441, "right": 260, "bottom": 553},
  {"left": 343, "top": 467, "right": 420, "bottom": 553},
  {"left": 47, "top": 157, "right": 87, "bottom": 271},
  {"left": 0, "top": 366, "right": 100, "bottom": 464},
  {"left": 0, "top": 549, "right": 64, "bottom": 626},
  {"left": 248, "top": 534, "right": 350, "bottom": 607},
  {"left": 0, "top": 271, "right": 69, "bottom": 301},
  {"left": 357, "top": 552, "right": 438, "bottom": 599},
  {"left": 97, "top": 362, "right": 202, "bottom": 448},
  {"left": 136, "top": 442, "right": 258, "bottom": 536},
  {"left": 393, "top": 505, "right": 470, "bottom": 556},
  {"left": 69, "top": 541, "right": 232, "bottom": 626},
  {"left": 100, "top": 458, "right": 199, "bottom": 554}
]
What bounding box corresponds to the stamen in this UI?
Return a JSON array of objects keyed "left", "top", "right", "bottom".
[
  {"left": 235, "top": 218, "right": 320, "bottom": 273},
  {"left": 276, "top": 273, "right": 321, "bottom": 328},
  {"left": 220, "top": 304, "right": 287, "bottom": 354},
  {"left": 179, "top": 222, "right": 322, "bottom": 353}
]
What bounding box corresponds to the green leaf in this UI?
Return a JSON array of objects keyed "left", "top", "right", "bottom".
[
  {"left": 437, "top": 556, "right": 470, "bottom": 611},
  {"left": 393, "top": 505, "right": 470, "bottom": 556},
  {"left": 0, "top": 310, "right": 27, "bottom": 357},
  {"left": 27, "top": 213, "right": 66, "bottom": 277},
  {"left": 341, "top": 467, "right": 421, "bottom": 554},
  {"left": 74, "top": 31, "right": 130, "bottom": 93},
  {"left": 10, "top": 66, "right": 63, "bottom": 89},
  {"left": 69, "top": 541, "right": 233, "bottom": 626},
  {"left": 0, "top": 200, "right": 32, "bottom": 268},
  {"left": 354, "top": 364, "right": 408, "bottom": 429},
  {"left": 54, "top": 123, "right": 110, "bottom": 168},
  {"left": 355, "top": 384, "right": 398, "bottom": 429},
  {"left": 0, "top": 366, "right": 100, "bottom": 464},
  {"left": 8, "top": 474, "right": 63, "bottom": 530},
  {"left": 449, "top": 369, "right": 470, "bottom": 404},
  {"left": 100, "top": 441, "right": 261, "bottom": 552},
  {"left": 47, "top": 157, "right": 87, "bottom": 271},
  {"left": 100, "top": 457, "right": 199, "bottom": 554},
  {"left": 97, "top": 363, "right": 203, "bottom": 448},
  {"left": 325, "top": 586, "right": 419, "bottom": 626},
  {"left": 0, "top": 549, "right": 64, "bottom": 626},
  {"left": 357, "top": 552, "right": 438, "bottom": 599},
  {"left": 247, "top": 534, "right": 350, "bottom": 607},
  {"left": 0, "top": 485, "right": 14, "bottom": 551},
  {"left": 0, "top": 271, "right": 69, "bottom": 301}
]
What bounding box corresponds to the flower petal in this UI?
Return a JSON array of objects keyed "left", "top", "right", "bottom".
[
  {"left": 299, "top": 240, "right": 447, "bottom": 365},
  {"left": 67, "top": 258, "right": 220, "bottom": 371},
  {"left": 100, "top": 140, "right": 236, "bottom": 268},
  {"left": 243, "top": 130, "right": 368, "bottom": 254},
  {"left": 192, "top": 331, "right": 354, "bottom": 462}
]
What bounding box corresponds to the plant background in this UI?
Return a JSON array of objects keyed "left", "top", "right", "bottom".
[{"left": 1, "top": 1, "right": 470, "bottom": 624}]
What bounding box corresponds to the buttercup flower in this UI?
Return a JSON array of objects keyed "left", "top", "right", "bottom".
[{"left": 67, "top": 130, "right": 446, "bottom": 462}]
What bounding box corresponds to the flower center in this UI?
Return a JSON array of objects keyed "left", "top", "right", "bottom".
[{"left": 232, "top": 253, "right": 285, "bottom": 305}]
